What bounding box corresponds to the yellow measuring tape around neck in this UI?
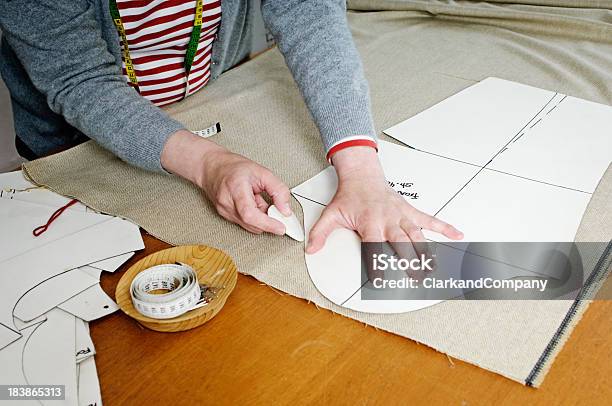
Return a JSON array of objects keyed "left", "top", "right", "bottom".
[{"left": 109, "top": 0, "right": 205, "bottom": 98}]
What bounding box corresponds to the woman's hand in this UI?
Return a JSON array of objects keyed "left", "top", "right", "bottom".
[
  {"left": 306, "top": 146, "right": 463, "bottom": 254},
  {"left": 161, "top": 130, "right": 291, "bottom": 235}
]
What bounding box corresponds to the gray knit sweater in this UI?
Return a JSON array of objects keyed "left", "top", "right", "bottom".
[{"left": 0, "top": 0, "right": 376, "bottom": 172}]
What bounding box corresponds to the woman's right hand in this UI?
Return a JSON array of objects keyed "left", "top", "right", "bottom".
[{"left": 161, "top": 130, "right": 292, "bottom": 235}]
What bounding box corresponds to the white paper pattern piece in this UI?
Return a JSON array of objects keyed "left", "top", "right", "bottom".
[
  {"left": 268, "top": 204, "right": 305, "bottom": 241},
  {"left": 22, "top": 309, "right": 78, "bottom": 406},
  {"left": 293, "top": 140, "right": 482, "bottom": 216},
  {"left": 78, "top": 356, "right": 102, "bottom": 406},
  {"left": 487, "top": 96, "right": 612, "bottom": 193},
  {"left": 13, "top": 314, "right": 47, "bottom": 331},
  {"left": 14, "top": 253, "right": 131, "bottom": 323},
  {"left": 424, "top": 169, "right": 591, "bottom": 243},
  {"left": 383, "top": 77, "right": 558, "bottom": 166},
  {"left": 89, "top": 251, "right": 134, "bottom": 272},
  {"left": 0, "top": 323, "right": 42, "bottom": 406},
  {"left": 58, "top": 265, "right": 119, "bottom": 321},
  {"left": 58, "top": 283, "right": 120, "bottom": 322},
  {"left": 295, "top": 195, "right": 524, "bottom": 313},
  {"left": 14, "top": 268, "right": 99, "bottom": 323},
  {"left": 295, "top": 77, "right": 611, "bottom": 314},
  {"left": 75, "top": 319, "right": 95, "bottom": 363},
  {"left": 0, "top": 198, "right": 111, "bottom": 263},
  {"left": 384, "top": 78, "right": 612, "bottom": 193},
  {"left": 296, "top": 196, "right": 366, "bottom": 305},
  {"left": 0, "top": 172, "right": 130, "bottom": 405},
  {"left": 293, "top": 141, "right": 482, "bottom": 313},
  {"left": 0, "top": 310, "right": 99, "bottom": 406},
  {"left": 0, "top": 200, "right": 143, "bottom": 349}
]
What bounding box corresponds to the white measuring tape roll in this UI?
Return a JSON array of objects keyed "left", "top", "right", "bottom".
[{"left": 130, "top": 263, "right": 202, "bottom": 319}]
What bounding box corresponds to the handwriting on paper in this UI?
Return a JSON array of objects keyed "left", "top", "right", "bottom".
[{"left": 388, "top": 181, "right": 419, "bottom": 199}]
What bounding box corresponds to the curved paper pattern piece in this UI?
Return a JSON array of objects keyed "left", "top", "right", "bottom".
[
  {"left": 293, "top": 128, "right": 603, "bottom": 314},
  {"left": 14, "top": 268, "right": 99, "bottom": 322},
  {"left": 296, "top": 195, "right": 441, "bottom": 313},
  {"left": 22, "top": 309, "right": 77, "bottom": 406},
  {"left": 15, "top": 254, "right": 131, "bottom": 323},
  {"left": 0, "top": 323, "right": 40, "bottom": 390},
  {"left": 0, "top": 310, "right": 78, "bottom": 406},
  {"left": 292, "top": 140, "right": 485, "bottom": 314},
  {"left": 0, "top": 199, "right": 143, "bottom": 349}
]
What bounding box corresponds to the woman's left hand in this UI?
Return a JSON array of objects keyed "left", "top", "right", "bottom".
[{"left": 305, "top": 146, "right": 463, "bottom": 254}]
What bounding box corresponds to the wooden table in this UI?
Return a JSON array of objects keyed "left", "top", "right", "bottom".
[{"left": 92, "top": 232, "right": 612, "bottom": 405}]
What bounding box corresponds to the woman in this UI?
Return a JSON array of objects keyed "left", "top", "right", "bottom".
[{"left": 0, "top": 0, "right": 462, "bottom": 252}]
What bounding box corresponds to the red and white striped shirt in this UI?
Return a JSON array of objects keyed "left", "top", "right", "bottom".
[
  {"left": 113, "top": 0, "right": 376, "bottom": 159},
  {"left": 115, "top": 0, "right": 222, "bottom": 107}
]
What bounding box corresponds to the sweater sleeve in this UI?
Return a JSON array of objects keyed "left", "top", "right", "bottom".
[
  {"left": 0, "top": 0, "right": 185, "bottom": 172},
  {"left": 260, "top": 0, "right": 377, "bottom": 155}
]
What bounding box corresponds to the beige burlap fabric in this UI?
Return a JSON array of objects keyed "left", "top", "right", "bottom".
[{"left": 23, "top": 1, "right": 612, "bottom": 386}]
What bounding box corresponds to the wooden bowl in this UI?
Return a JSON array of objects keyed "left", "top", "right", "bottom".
[{"left": 115, "top": 245, "right": 237, "bottom": 332}]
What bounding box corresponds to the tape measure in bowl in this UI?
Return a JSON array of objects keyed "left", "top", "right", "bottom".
[
  {"left": 130, "top": 263, "right": 221, "bottom": 320},
  {"left": 116, "top": 245, "right": 238, "bottom": 332}
]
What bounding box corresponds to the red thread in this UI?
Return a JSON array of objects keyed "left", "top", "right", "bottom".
[{"left": 32, "top": 199, "right": 80, "bottom": 237}]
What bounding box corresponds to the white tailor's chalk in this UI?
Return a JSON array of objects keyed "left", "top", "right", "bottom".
[{"left": 267, "top": 205, "right": 305, "bottom": 242}]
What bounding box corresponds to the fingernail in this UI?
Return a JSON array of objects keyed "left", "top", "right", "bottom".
[{"left": 281, "top": 203, "right": 292, "bottom": 216}]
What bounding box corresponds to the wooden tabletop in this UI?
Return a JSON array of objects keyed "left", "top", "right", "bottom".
[{"left": 92, "top": 232, "right": 612, "bottom": 405}]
